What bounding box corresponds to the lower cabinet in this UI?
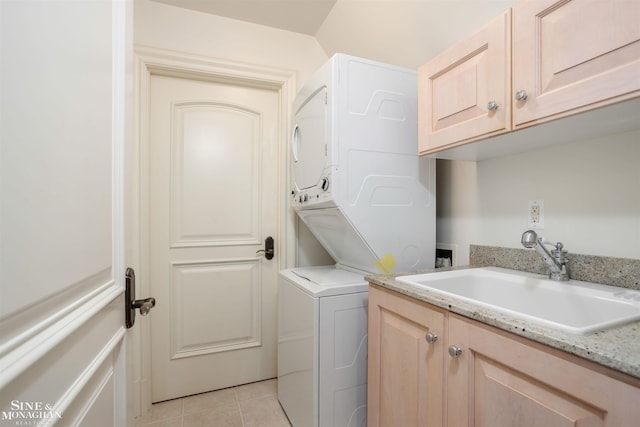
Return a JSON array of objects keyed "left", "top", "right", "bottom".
[
  {"left": 367, "top": 284, "right": 445, "bottom": 427},
  {"left": 368, "top": 285, "right": 640, "bottom": 427}
]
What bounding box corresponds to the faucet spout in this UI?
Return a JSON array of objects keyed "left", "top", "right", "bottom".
[
  {"left": 520, "top": 230, "right": 570, "bottom": 281},
  {"left": 521, "top": 230, "right": 539, "bottom": 249}
]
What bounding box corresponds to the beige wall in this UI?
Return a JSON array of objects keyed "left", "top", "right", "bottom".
[
  {"left": 316, "top": 0, "right": 516, "bottom": 69},
  {"left": 437, "top": 129, "right": 640, "bottom": 264},
  {"left": 135, "top": 0, "right": 640, "bottom": 267},
  {"left": 315, "top": 0, "right": 640, "bottom": 265},
  {"left": 134, "top": 0, "right": 328, "bottom": 89},
  {"left": 134, "top": 0, "right": 334, "bottom": 268}
]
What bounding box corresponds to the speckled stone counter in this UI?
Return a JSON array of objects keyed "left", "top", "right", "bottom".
[
  {"left": 366, "top": 245, "right": 640, "bottom": 379},
  {"left": 470, "top": 245, "right": 640, "bottom": 290}
]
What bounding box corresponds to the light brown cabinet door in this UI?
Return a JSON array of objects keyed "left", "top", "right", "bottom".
[
  {"left": 367, "top": 286, "right": 446, "bottom": 427},
  {"left": 512, "top": 0, "right": 640, "bottom": 128},
  {"left": 418, "top": 10, "right": 511, "bottom": 154},
  {"left": 447, "top": 314, "right": 640, "bottom": 427}
]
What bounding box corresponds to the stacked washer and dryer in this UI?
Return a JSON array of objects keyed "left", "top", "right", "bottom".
[{"left": 277, "top": 54, "right": 436, "bottom": 427}]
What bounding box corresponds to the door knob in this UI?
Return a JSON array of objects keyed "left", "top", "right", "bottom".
[
  {"left": 132, "top": 297, "right": 156, "bottom": 316},
  {"left": 256, "top": 236, "right": 274, "bottom": 260},
  {"left": 125, "top": 268, "right": 156, "bottom": 328}
]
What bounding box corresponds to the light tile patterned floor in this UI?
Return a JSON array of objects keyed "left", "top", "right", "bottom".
[{"left": 135, "top": 379, "right": 291, "bottom": 427}]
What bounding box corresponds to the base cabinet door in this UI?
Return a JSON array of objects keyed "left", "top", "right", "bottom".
[
  {"left": 367, "top": 286, "right": 446, "bottom": 427},
  {"left": 447, "top": 314, "right": 640, "bottom": 427},
  {"left": 368, "top": 286, "right": 640, "bottom": 426}
]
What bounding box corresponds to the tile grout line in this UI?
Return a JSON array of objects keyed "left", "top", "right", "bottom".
[
  {"left": 235, "top": 387, "right": 246, "bottom": 427},
  {"left": 136, "top": 379, "right": 288, "bottom": 426}
]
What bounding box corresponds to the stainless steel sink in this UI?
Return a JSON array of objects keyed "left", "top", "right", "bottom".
[{"left": 396, "top": 267, "right": 640, "bottom": 335}]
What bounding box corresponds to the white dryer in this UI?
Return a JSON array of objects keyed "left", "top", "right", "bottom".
[
  {"left": 290, "top": 54, "right": 436, "bottom": 273},
  {"left": 278, "top": 54, "right": 436, "bottom": 427}
]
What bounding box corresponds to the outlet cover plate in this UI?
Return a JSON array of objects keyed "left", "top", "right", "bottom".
[{"left": 528, "top": 200, "right": 544, "bottom": 229}]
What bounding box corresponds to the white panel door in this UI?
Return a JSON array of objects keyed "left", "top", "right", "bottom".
[
  {"left": 149, "top": 75, "right": 280, "bottom": 402},
  {"left": 1, "top": 0, "right": 131, "bottom": 425}
]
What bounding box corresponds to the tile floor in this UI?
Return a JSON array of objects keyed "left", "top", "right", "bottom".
[{"left": 135, "top": 379, "right": 291, "bottom": 427}]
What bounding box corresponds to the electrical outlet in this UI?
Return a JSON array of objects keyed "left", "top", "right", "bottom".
[{"left": 528, "top": 200, "right": 544, "bottom": 229}]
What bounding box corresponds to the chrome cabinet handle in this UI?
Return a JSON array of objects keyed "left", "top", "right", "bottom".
[
  {"left": 515, "top": 90, "right": 528, "bottom": 101},
  {"left": 448, "top": 345, "right": 463, "bottom": 358},
  {"left": 487, "top": 100, "right": 499, "bottom": 111},
  {"left": 425, "top": 332, "right": 438, "bottom": 343}
]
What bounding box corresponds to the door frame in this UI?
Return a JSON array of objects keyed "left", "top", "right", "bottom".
[{"left": 131, "top": 46, "right": 296, "bottom": 415}]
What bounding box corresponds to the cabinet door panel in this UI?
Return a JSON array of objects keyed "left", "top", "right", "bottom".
[
  {"left": 448, "top": 314, "right": 640, "bottom": 427},
  {"left": 419, "top": 10, "right": 511, "bottom": 153},
  {"left": 513, "top": 0, "right": 640, "bottom": 127},
  {"left": 475, "top": 355, "right": 605, "bottom": 426},
  {"left": 368, "top": 286, "right": 445, "bottom": 427}
]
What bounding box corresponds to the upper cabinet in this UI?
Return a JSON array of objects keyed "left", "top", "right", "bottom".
[
  {"left": 512, "top": 0, "right": 640, "bottom": 128},
  {"left": 418, "top": 11, "right": 511, "bottom": 153},
  {"left": 419, "top": 0, "right": 640, "bottom": 159}
]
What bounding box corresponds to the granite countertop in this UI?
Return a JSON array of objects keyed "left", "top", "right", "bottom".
[{"left": 366, "top": 245, "right": 640, "bottom": 380}]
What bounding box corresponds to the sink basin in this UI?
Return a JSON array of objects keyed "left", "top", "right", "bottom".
[{"left": 396, "top": 267, "right": 640, "bottom": 335}]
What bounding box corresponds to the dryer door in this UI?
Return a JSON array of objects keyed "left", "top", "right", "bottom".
[
  {"left": 297, "top": 208, "right": 378, "bottom": 274},
  {"left": 292, "top": 87, "right": 328, "bottom": 191}
]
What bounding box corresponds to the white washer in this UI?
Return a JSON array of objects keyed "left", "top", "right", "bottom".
[
  {"left": 278, "top": 266, "right": 368, "bottom": 427},
  {"left": 279, "top": 54, "right": 436, "bottom": 427}
]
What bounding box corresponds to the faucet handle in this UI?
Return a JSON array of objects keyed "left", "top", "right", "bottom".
[
  {"left": 538, "top": 237, "right": 553, "bottom": 246},
  {"left": 539, "top": 237, "right": 565, "bottom": 251},
  {"left": 551, "top": 242, "right": 569, "bottom": 264}
]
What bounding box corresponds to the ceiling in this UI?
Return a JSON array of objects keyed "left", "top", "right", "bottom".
[
  {"left": 151, "top": 0, "right": 338, "bottom": 35},
  {"left": 148, "top": 0, "right": 517, "bottom": 70}
]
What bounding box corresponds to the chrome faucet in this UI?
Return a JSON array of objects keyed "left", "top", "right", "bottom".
[{"left": 521, "top": 230, "right": 570, "bottom": 281}]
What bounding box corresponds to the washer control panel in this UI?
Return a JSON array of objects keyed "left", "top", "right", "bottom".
[{"left": 291, "top": 175, "right": 332, "bottom": 208}]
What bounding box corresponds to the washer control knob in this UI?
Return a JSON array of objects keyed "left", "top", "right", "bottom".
[{"left": 320, "top": 177, "right": 330, "bottom": 192}]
